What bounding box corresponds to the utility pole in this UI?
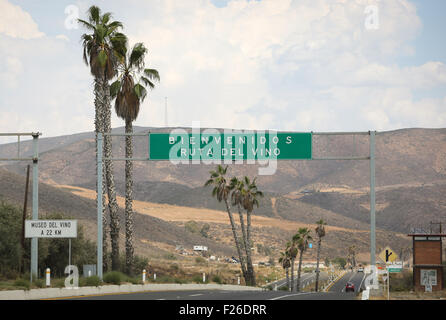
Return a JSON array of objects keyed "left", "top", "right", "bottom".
[{"left": 21, "top": 164, "right": 31, "bottom": 274}]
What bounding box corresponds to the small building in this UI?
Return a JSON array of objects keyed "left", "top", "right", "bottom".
[
  {"left": 408, "top": 232, "right": 445, "bottom": 292},
  {"left": 193, "top": 245, "right": 208, "bottom": 252}
]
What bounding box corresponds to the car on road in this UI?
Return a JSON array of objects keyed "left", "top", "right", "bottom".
[
  {"left": 358, "top": 267, "right": 364, "bottom": 272},
  {"left": 345, "top": 282, "right": 355, "bottom": 292}
]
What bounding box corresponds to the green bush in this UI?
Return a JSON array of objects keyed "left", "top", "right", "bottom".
[
  {"left": 81, "top": 275, "right": 101, "bottom": 287},
  {"left": 126, "top": 276, "right": 142, "bottom": 285},
  {"left": 54, "top": 279, "right": 66, "bottom": 288},
  {"left": 33, "top": 279, "right": 45, "bottom": 288},
  {"left": 212, "top": 275, "right": 222, "bottom": 284},
  {"left": 192, "top": 275, "right": 203, "bottom": 283},
  {"left": 14, "top": 278, "right": 30, "bottom": 290},
  {"left": 279, "top": 285, "right": 289, "bottom": 291},
  {"left": 103, "top": 271, "right": 124, "bottom": 285}
]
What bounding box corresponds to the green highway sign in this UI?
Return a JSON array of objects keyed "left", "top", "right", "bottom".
[
  {"left": 388, "top": 268, "right": 402, "bottom": 273},
  {"left": 149, "top": 132, "right": 312, "bottom": 161}
]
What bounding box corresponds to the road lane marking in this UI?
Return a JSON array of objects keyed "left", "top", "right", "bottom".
[
  {"left": 269, "top": 292, "right": 316, "bottom": 300},
  {"left": 359, "top": 273, "right": 366, "bottom": 291},
  {"left": 189, "top": 293, "right": 203, "bottom": 297},
  {"left": 324, "top": 270, "right": 346, "bottom": 292}
]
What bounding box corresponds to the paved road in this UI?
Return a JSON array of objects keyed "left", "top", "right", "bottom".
[
  {"left": 61, "top": 272, "right": 364, "bottom": 300},
  {"left": 268, "top": 271, "right": 328, "bottom": 291},
  {"left": 329, "top": 271, "right": 366, "bottom": 294}
]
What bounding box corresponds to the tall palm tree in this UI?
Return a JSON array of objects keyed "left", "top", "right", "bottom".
[
  {"left": 205, "top": 165, "right": 248, "bottom": 282},
  {"left": 294, "top": 227, "right": 312, "bottom": 292},
  {"left": 314, "top": 219, "right": 327, "bottom": 292},
  {"left": 240, "top": 176, "right": 263, "bottom": 287},
  {"left": 229, "top": 177, "right": 249, "bottom": 282},
  {"left": 110, "top": 42, "right": 160, "bottom": 275},
  {"left": 286, "top": 240, "right": 298, "bottom": 292},
  {"left": 279, "top": 251, "right": 291, "bottom": 290},
  {"left": 79, "top": 5, "right": 126, "bottom": 271}
]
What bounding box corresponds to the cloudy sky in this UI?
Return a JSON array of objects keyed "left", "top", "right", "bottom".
[{"left": 1, "top": 0, "right": 445, "bottom": 140}]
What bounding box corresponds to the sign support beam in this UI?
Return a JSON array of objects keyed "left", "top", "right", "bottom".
[
  {"left": 31, "top": 133, "right": 39, "bottom": 282},
  {"left": 370, "top": 131, "right": 376, "bottom": 267}
]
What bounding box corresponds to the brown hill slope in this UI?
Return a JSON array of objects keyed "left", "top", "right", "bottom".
[{"left": 0, "top": 168, "right": 410, "bottom": 261}]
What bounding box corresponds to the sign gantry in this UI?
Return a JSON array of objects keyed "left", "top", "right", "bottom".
[{"left": 96, "top": 130, "right": 377, "bottom": 280}]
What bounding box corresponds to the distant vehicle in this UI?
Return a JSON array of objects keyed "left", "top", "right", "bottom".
[
  {"left": 358, "top": 267, "right": 364, "bottom": 272},
  {"left": 345, "top": 282, "right": 355, "bottom": 292}
]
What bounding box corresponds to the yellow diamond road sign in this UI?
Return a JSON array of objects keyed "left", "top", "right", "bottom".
[{"left": 379, "top": 247, "right": 398, "bottom": 264}]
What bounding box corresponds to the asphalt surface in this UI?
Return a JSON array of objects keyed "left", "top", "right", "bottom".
[
  {"left": 268, "top": 271, "right": 329, "bottom": 291},
  {"left": 60, "top": 271, "right": 365, "bottom": 300}
]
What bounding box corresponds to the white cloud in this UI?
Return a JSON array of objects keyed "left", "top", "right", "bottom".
[
  {"left": 0, "top": 0, "right": 44, "bottom": 39},
  {"left": 123, "top": 0, "right": 444, "bottom": 132},
  {"left": 0, "top": 0, "right": 445, "bottom": 141}
]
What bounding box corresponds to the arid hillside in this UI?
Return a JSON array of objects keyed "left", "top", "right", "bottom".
[
  {"left": 0, "top": 168, "right": 410, "bottom": 262},
  {"left": 1, "top": 127, "right": 444, "bottom": 235}
]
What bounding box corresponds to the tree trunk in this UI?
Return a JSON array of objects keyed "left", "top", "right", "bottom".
[
  {"left": 224, "top": 199, "right": 248, "bottom": 283},
  {"left": 285, "top": 267, "right": 290, "bottom": 290},
  {"left": 101, "top": 76, "right": 120, "bottom": 271},
  {"left": 125, "top": 119, "right": 134, "bottom": 275},
  {"left": 246, "top": 210, "right": 256, "bottom": 286},
  {"left": 94, "top": 77, "right": 109, "bottom": 272},
  {"left": 290, "top": 257, "right": 295, "bottom": 292},
  {"left": 236, "top": 204, "right": 251, "bottom": 285},
  {"left": 315, "top": 237, "right": 322, "bottom": 292},
  {"left": 296, "top": 250, "right": 304, "bottom": 292}
]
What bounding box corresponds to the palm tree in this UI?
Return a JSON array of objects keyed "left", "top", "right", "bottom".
[
  {"left": 205, "top": 165, "right": 248, "bottom": 283},
  {"left": 294, "top": 227, "right": 312, "bottom": 292},
  {"left": 79, "top": 5, "right": 126, "bottom": 271},
  {"left": 314, "top": 219, "right": 327, "bottom": 292},
  {"left": 240, "top": 176, "right": 263, "bottom": 287},
  {"left": 286, "top": 240, "right": 298, "bottom": 292},
  {"left": 348, "top": 245, "right": 356, "bottom": 268},
  {"left": 229, "top": 177, "right": 249, "bottom": 282},
  {"left": 278, "top": 251, "right": 291, "bottom": 290},
  {"left": 110, "top": 42, "right": 160, "bottom": 275}
]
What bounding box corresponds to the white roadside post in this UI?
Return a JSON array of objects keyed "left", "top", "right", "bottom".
[
  {"left": 203, "top": 272, "right": 206, "bottom": 283},
  {"left": 142, "top": 269, "right": 146, "bottom": 283},
  {"left": 154, "top": 273, "right": 156, "bottom": 281},
  {"left": 45, "top": 268, "right": 50, "bottom": 287}
]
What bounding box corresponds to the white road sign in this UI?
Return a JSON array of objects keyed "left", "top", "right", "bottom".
[{"left": 25, "top": 220, "right": 77, "bottom": 238}]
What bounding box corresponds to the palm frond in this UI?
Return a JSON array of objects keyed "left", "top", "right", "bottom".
[
  {"left": 143, "top": 68, "right": 160, "bottom": 82},
  {"left": 110, "top": 80, "right": 121, "bottom": 99},
  {"left": 77, "top": 19, "right": 95, "bottom": 31},
  {"left": 87, "top": 5, "right": 101, "bottom": 24},
  {"left": 134, "top": 83, "right": 147, "bottom": 102},
  {"left": 129, "top": 43, "right": 147, "bottom": 71}
]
